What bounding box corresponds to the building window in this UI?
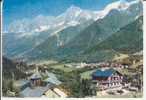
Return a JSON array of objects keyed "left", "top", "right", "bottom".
[{"left": 114, "top": 83, "right": 116, "bottom": 85}]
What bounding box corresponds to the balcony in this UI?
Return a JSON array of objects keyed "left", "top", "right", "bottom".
[
  {"left": 97, "top": 84, "right": 122, "bottom": 90},
  {"left": 93, "top": 80, "right": 122, "bottom": 84}
]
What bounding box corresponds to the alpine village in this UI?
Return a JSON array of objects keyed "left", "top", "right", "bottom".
[{"left": 2, "top": 0, "right": 143, "bottom": 98}]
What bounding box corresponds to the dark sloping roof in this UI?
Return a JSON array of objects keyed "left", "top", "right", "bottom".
[
  {"left": 43, "top": 72, "right": 61, "bottom": 85},
  {"left": 92, "top": 69, "right": 119, "bottom": 77},
  {"left": 19, "top": 84, "right": 52, "bottom": 97}
]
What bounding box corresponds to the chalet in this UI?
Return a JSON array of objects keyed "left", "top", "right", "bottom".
[
  {"left": 19, "top": 83, "right": 67, "bottom": 97},
  {"left": 30, "top": 69, "right": 42, "bottom": 87},
  {"left": 18, "top": 67, "right": 67, "bottom": 97},
  {"left": 92, "top": 69, "right": 123, "bottom": 90}
]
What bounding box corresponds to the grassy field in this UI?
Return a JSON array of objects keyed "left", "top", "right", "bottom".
[
  {"left": 48, "top": 63, "right": 76, "bottom": 72},
  {"left": 80, "top": 69, "right": 97, "bottom": 79}
]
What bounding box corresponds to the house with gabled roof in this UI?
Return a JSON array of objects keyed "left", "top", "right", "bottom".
[
  {"left": 17, "top": 67, "right": 68, "bottom": 97},
  {"left": 30, "top": 67, "right": 42, "bottom": 87},
  {"left": 92, "top": 68, "right": 123, "bottom": 90}
]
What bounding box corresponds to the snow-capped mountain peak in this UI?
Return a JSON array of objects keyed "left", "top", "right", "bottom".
[
  {"left": 105, "top": 0, "right": 129, "bottom": 10},
  {"left": 5, "top": 0, "right": 142, "bottom": 35},
  {"left": 98, "top": 0, "right": 142, "bottom": 19},
  {"left": 102, "top": 0, "right": 130, "bottom": 17},
  {"left": 66, "top": 5, "right": 82, "bottom": 13}
]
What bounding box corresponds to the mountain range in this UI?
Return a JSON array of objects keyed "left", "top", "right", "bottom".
[{"left": 3, "top": 0, "right": 143, "bottom": 63}]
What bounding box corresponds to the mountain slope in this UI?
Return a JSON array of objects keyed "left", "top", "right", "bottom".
[
  {"left": 3, "top": 0, "right": 143, "bottom": 62},
  {"left": 3, "top": 5, "right": 100, "bottom": 58},
  {"left": 62, "top": 0, "right": 142, "bottom": 53},
  {"left": 23, "top": 0, "right": 143, "bottom": 62},
  {"left": 23, "top": 20, "right": 94, "bottom": 60},
  {"left": 3, "top": 30, "right": 52, "bottom": 57},
  {"left": 60, "top": 15, "right": 143, "bottom": 62},
  {"left": 82, "top": 16, "right": 143, "bottom": 62}
]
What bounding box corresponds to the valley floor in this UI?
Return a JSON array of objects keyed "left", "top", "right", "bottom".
[{"left": 3, "top": 54, "right": 143, "bottom": 98}]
